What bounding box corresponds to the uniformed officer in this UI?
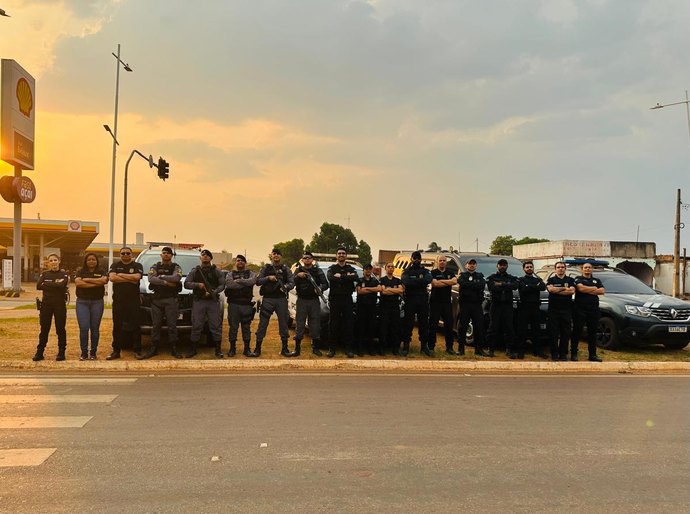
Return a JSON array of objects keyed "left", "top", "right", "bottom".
[
  {"left": 293, "top": 251, "right": 329, "bottom": 357},
  {"left": 356, "top": 264, "right": 381, "bottom": 356},
  {"left": 546, "top": 261, "right": 576, "bottom": 361},
  {"left": 379, "top": 262, "right": 404, "bottom": 355},
  {"left": 140, "top": 246, "right": 182, "bottom": 359},
  {"left": 571, "top": 262, "right": 605, "bottom": 362},
  {"left": 428, "top": 256, "right": 457, "bottom": 355},
  {"left": 224, "top": 255, "right": 257, "bottom": 357},
  {"left": 517, "top": 261, "right": 547, "bottom": 359},
  {"left": 33, "top": 253, "right": 69, "bottom": 361},
  {"left": 184, "top": 249, "right": 225, "bottom": 358},
  {"left": 486, "top": 258, "right": 519, "bottom": 358},
  {"left": 326, "top": 247, "right": 359, "bottom": 358},
  {"left": 107, "top": 246, "right": 144, "bottom": 360},
  {"left": 401, "top": 250, "right": 433, "bottom": 356},
  {"left": 457, "top": 258, "right": 486, "bottom": 356},
  {"left": 254, "top": 248, "right": 295, "bottom": 357}
]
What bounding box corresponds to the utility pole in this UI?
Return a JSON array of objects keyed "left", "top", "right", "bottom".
[
  {"left": 683, "top": 247, "right": 687, "bottom": 296},
  {"left": 475, "top": 238, "right": 479, "bottom": 252},
  {"left": 673, "top": 188, "right": 682, "bottom": 297}
]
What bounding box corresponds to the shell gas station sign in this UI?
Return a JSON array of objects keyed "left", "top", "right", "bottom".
[{"left": 1, "top": 59, "right": 35, "bottom": 170}]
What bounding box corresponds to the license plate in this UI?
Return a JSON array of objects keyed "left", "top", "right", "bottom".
[
  {"left": 669, "top": 326, "right": 687, "bottom": 333},
  {"left": 540, "top": 324, "right": 547, "bottom": 330}
]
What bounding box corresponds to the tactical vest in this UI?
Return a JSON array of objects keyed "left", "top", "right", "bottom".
[
  {"left": 150, "top": 261, "right": 181, "bottom": 298},
  {"left": 259, "top": 264, "right": 288, "bottom": 298},
  {"left": 193, "top": 265, "right": 220, "bottom": 300},
  {"left": 226, "top": 270, "right": 254, "bottom": 305}
]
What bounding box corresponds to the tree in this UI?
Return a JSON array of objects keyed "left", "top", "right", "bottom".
[
  {"left": 427, "top": 241, "right": 441, "bottom": 252},
  {"left": 490, "top": 235, "right": 550, "bottom": 256},
  {"left": 272, "top": 238, "right": 304, "bottom": 266},
  {"left": 308, "top": 223, "right": 372, "bottom": 264},
  {"left": 357, "top": 239, "right": 372, "bottom": 266}
]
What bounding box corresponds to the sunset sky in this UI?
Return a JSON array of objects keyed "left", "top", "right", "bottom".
[{"left": 1, "top": 0, "right": 689, "bottom": 262}]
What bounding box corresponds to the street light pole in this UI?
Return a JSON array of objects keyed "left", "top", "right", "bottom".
[{"left": 123, "top": 150, "right": 157, "bottom": 246}]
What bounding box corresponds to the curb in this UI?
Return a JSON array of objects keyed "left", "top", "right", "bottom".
[{"left": 1, "top": 359, "right": 688, "bottom": 374}]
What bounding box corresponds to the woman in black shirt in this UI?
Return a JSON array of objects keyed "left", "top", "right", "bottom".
[{"left": 75, "top": 253, "right": 108, "bottom": 360}]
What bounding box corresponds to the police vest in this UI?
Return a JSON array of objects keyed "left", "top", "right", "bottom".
[
  {"left": 192, "top": 265, "right": 220, "bottom": 299},
  {"left": 150, "top": 262, "right": 181, "bottom": 298},
  {"left": 226, "top": 270, "right": 254, "bottom": 305},
  {"left": 259, "top": 264, "right": 288, "bottom": 298}
]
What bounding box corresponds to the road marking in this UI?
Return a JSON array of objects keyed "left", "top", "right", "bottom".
[
  {"left": 0, "top": 394, "right": 117, "bottom": 404},
  {"left": 0, "top": 448, "right": 57, "bottom": 467},
  {"left": 0, "top": 416, "right": 92, "bottom": 428},
  {"left": 0, "top": 378, "right": 136, "bottom": 386}
]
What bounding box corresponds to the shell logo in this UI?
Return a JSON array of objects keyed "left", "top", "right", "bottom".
[{"left": 16, "top": 78, "right": 33, "bottom": 117}]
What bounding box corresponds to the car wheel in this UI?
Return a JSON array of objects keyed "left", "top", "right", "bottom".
[
  {"left": 663, "top": 341, "right": 689, "bottom": 350},
  {"left": 596, "top": 317, "right": 620, "bottom": 350},
  {"left": 465, "top": 321, "right": 475, "bottom": 345}
]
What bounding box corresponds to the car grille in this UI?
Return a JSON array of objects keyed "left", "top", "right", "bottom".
[
  {"left": 651, "top": 307, "right": 690, "bottom": 322},
  {"left": 178, "top": 295, "right": 194, "bottom": 310}
]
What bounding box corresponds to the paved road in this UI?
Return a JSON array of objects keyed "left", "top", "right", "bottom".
[{"left": 1, "top": 373, "right": 688, "bottom": 513}]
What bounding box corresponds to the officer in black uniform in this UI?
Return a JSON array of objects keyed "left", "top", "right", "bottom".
[
  {"left": 184, "top": 249, "right": 225, "bottom": 358},
  {"left": 546, "top": 261, "right": 576, "bottom": 361},
  {"left": 225, "top": 255, "right": 257, "bottom": 357},
  {"left": 517, "top": 261, "right": 547, "bottom": 359},
  {"left": 254, "top": 248, "right": 295, "bottom": 357},
  {"left": 326, "top": 247, "right": 359, "bottom": 358},
  {"left": 33, "top": 253, "right": 69, "bottom": 361},
  {"left": 379, "top": 262, "right": 404, "bottom": 355},
  {"left": 428, "top": 256, "right": 457, "bottom": 355},
  {"left": 401, "top": 250, "right": 433, "bottom": 356},
  {"left": 457, "top": 258, "right": 486, "bottom": 356},
  {"left": 486, "top": 258, "right": 519, "bottom": 358},
  {"left": 107, "top": 246, "right": 144, "bottom": 360},
  {"left": 571, "top": 262, "right": 605, "bottom": 362},
  {"left": 356, "top": 264, "right": 380, "bottom": 356},
  {"left": 293, "top": 251, "right": 329, "bottom": 357}
]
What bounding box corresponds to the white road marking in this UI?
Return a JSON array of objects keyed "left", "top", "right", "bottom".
[
  {"left": 0, "top": 394, "right": 117, "bottom": 404},
  {"left": 0, "top": 378, "right": 136, "bottom": 386},
  {"left": 0, "top": 448, "right": 57, "bottom": 467},
  {"left": 0, "top": 416, "right": 92, "bottom": 428}
]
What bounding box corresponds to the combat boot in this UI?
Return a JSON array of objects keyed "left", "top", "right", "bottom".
[
  {"left": 421, "top": 344, "right": 433, "bottom": 357},
  {"left": 214, "top": 341, "right": 224, "bottom": 358},
  {"left": 170, "top": 344, "right": 182, "bottom": 359},
  {"left": 106, "top": 350, "right": 121, "bottom": 360},
  {"left": 56, "top": 349, "right": 66, "bottom": 361},
  {"left": 185, "top": 342, "right": 197, "bottom": 359},
  {"left": 311, "top": 339, "right": 322, "bottom": 357},
  {"left": 242, "top": 342, "right": 251, "bottom": 357},
  {"left": 228, "top": 342, "right": 237, "bottom": 358},
  {"left": 280, "top": 341, "right": 291, "bottom": 357},
  {"left": 290, "top": 341, "right": 301, "bottom": 357},
  {"left": 137, "top": 346, "right": 158, "bottom": 360},
  {"left": 32, "top": 346, "right": 45, "bottom": 362},
  {"left": 249, "top": 341, "right": 262, "bottom": 358},
  {"left": 327, "top": 345, "right": 336, "bottom": 358},
  {"left": 401, "top": 342, "right": 410, "bottom": 357}
]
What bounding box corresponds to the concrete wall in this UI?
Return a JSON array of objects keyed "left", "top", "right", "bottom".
[{"left": 655, "top": 261, "right": 690, "bottom": 296}]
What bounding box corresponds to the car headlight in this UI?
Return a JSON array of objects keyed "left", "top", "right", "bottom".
[{"left": 625, "top": 305, "right": 651, "bottom": 317}]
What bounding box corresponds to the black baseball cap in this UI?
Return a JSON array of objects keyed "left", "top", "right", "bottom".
[
  {"left": 364, "top": 263, "right": 373, "bottom": 270},
  {"left": 411, "top": 251, "right": 422, "bottom": 260},
  {"left": 235, "top": 254, "right": 246, "bottom": 262},
  {"left": 466, "top": 258, "right": 477, "bottom": 264},
  {"left": 201, "top": 249, "right": 213, "bottom": 259},
  {"left": 497, "top": 258, "right": 508, "bottom": 265},
  {"left": 271, "top": 248, "right": 282, "bottom": 256},
  {"left": 161, "top": 246, "right": 173, "bottom": 254},
  {"left": 303, "top": 251, "right": 314, "bottom": 258}
]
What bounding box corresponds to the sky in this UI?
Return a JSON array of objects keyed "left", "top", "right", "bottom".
[{"left": 0, "top": 0, "right": 689, "bottom": 263}]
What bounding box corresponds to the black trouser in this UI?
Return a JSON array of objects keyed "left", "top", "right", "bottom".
[
  {"left": 356, "top": 302, "right": 377, "bottom": 354},
  {"left": 486, "top": 302, "right": 514, "bottom": 352},
  {"left": 518, "top": 302, "right": 541, "bottom": 355},
  {"left": 403, "top": 295, "right": 429, "bottom": 348},
  {"left": 112, "top": 295, "right": 141, "bottom": 352},
  {"left": 379, "top": 304, "right": 401, "bottom": 353},
  {"left": 547, "top": 307, "right": 572, "bottom": 358},
  {"left": 572, "top": 305, "right": 600, "bottom": 357},
  {"left": 151, "top": 296, "right": 179, "bottom": 344},
  {"left": 428, "top": 301, "right": 454, "bottom": 350},
  {"left": 329, "top": 297, "right": 354, "bottom": 353},
  {"left": 458, "top": 301, "right": 484, "bottom": 351},
  {"left": 228, "top": 303, "right": 254, "bottom": 344},
  {"left": 37, "top": 298, "right": 67, "bottom": 353}
]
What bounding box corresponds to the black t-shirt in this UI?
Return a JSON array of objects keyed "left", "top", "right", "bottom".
[
  {"left": 379, "top": 276, "right": 402, "bottom": 306},
  {"left": 430, "top": 269, "right": 455, "bottom": 303},
  {"left": 357, "top": 275, "right": 379, "bottom": 306},
  {"left": 109, "top": 260, "right": 143, "bottom": 298},
  {"left": 75, "top": 268, "right": 106, "bottom": 300},
  {"left": 574, "top": 275, "right": 603, "bottom": 308},
  {"left": 547, "top": 275, "right": 575, "bottom": 310}
]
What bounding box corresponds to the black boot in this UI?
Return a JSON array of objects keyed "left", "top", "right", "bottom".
[
  {"left": 185, "top": 342, "right": 197, "bottom": 359},
  {"left": 280, "top": 341, "right": 291, "bottom": 357},
  {"left": 401, "top": 342, "right": 410, "bottom": 357},
  {"left": 291, "top": 340, "right": 301, "bottom": 357},
  {"left": 457, "top": 344, "right": 465, "bottom": 356},
  {"left": 327, "top": 346, "right": 336, "bottom": 358},
  {"left": 214, "top": 341, "right": 224, "bottom": 358},
  {"left": 106, "top": 350, "right": 120, "bottom": 360},
  {"left": 421, "top": 344, "right": 433, "bottom": 357},
  {"left": 137, "top": 346, "right": 158, "bottom": 360},
  {"left": 32, "top": 346, "right": 45, "bottom": 362},
  {"left": 170, "top": 343, "right": 182, "bottom": 359},
  {"left": 242, "top": 342, "right": 251, "bottom": 357},
  {"left": 445, "top": 346, "right": 457, "bottom": 356},
  {"left": 311, "top": 339, "right": 322, "bottom": 357},
  {"left": 56, "top": 349, "right": 66, "bottom": 361},
  {"left": 228, "top": 342, "right": 237, "bottom": 358},
  {"left": 249, "top": 341, "right": 262, "bottom": 357}
]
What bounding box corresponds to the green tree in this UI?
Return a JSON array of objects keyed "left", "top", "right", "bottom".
[
  {"left": 357, "top": 239, "right": 372, "bottom": 265},
  {"left": 272, "top": 238, "right": 305, "bottom": 266},
  {"left": 308, "top": 223, "right": 372, "bottom": 264},
  {"left": 427, "top": 241, "right": 441, "bottom": 252},
  {"left": 490, "top": 235, "right": 550, "bottom": 255},
  {"left": 515, "top": 236, "right": 550, "bottom": 246}
]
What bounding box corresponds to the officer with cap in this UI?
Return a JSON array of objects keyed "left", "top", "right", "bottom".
[
  {"left": 293, "top": 250, "right": 329, "bottom": 357},
  {"left": 139, "top": 246, "right": 183, "bottom": 359},
  {"left": 457, "top": 258, "right": 486, "bottom": 356},
  {"left": 254, "top": 248, "right": 295, "bottom": 357},
  {"left": 517, "top": 261, "right": 547, "bottom": 359},
  {"left": 184, "top": 249, "right": 225, "bottom": 358},
  {"left": 486, "top": 258, "right": 519, "bottom": 357},
  {"left": 225, "top": 255, "right": 257, "bottom": 357},
  {"left": 401, "top": 250, "right": 433, "bottom": 356},
  {"left": 107, "top": 246, "right": 144, "bottom": 360},
  {"left": 356, "top": 263, "right": 381, "bottom": 356},
  {"left": 428, "top": 256, "right": 457, "bottom": 356}
]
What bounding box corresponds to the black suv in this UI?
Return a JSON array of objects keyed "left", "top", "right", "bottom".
[{"left": 536, "top": 262, "right": 690, "bottom": 350}]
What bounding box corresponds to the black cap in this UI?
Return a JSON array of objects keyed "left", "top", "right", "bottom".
[
  {"left": 466, "top": 258, "right": 477, "bottom": 264},
  {"left": 364, "top": 263, "right": 373, "bottom": 270},
  {"left": 411, "top": 251, "right": 422, "bottom": 260},
  {"left": 271, "top": 248, "right": 282, "bottom": 256},
  {"left": 497, "top": 258, "right": 508, "bottom": 265},
  {"left": 303, "top": 251, "right": 314, "bottom": 258},
  {"left": 201, "top": 249, "right": 213, "bottom": 259},
  {"left": 161, "top": 246, "right": 173, "bottom": 254},
  {"left": 235, "top": 254, "right": 246, "bottom": 262}
]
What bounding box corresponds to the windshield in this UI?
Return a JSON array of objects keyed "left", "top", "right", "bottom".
[
  {"left": 594, "top": 273, "right": 656, "bottom": 295},
  {"left": 137, "top": 253, "right": 202, "bottom": 275},
  {"left": 471, "top": 256, "right": 524, "bottom": 277}
]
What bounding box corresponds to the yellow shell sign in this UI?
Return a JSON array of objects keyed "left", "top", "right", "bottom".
[{"left": 16, "top": 78, "right": 33, "bottom": 117}]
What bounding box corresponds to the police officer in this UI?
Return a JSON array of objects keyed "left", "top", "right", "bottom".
[
  {"left": 293, "top": 251, "right": 329, "bottom": 357},
  {"left": 184, "top": 249, "right": 225, "bottom": 358},
  {"left": 254, "top": 248, "right": 295, "bottom": 358},
  {"left": 379, "top": 262, "right": 404, "bottom": 355},
  {"left": 571, "top": 262, "right": 605, "bottom": 362},
  {"left": 428, "top": 256, "right": 457, "bottom": 355},
  {"left": 33, "top": 253, "right": 69, "bottom": 361},
  {"left": 356, "top": 264, "right": 381, "bottom": 356},
  {"left": 140, "top": 246, "right": 182, "bottom": 360},
  {"left": 401, "top": 251, "right": 433, "bottom": 356},
  {"left": 486, "top": 258, "right": 519, "bottom": 358},
  {"left": 107, "top": 246, "right": 144, "bottom": 360},
  {"left": 517, "top": 261, "right": 547, "bottom": 359},
  {"left": 546, "top": 261, "right": 575, "bottom": 361},
  {"left": 326, "top": 247, "right": 359, "bottom": 358},
  {"left": 457, "top": 258, "right": 486, "bottom": 356},
  {"left": 225, "top": 255, "right": 257, "bottom": 357}
]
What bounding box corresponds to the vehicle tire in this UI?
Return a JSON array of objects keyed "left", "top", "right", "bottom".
[
  {"left": 465, "top": 320, "right": 475, "bottom": 346},
  {"left": 663, "top": 341, "right": 689, "bottom": 350},
  {"left": 596, "top": 317, "right": 620, "bottom": 350}
]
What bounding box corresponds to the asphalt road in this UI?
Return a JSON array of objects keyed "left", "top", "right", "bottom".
[{"left": 0, "top": 373, "right": 688, "bottom": 514}]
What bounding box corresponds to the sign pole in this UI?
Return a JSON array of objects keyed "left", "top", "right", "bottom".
[{"left": 12, "top": 165, "right": 21, "bottom": 296}]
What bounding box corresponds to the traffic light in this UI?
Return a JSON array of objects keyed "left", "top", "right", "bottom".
[{"left": 157, "top": 157, "right": 169, "bottom": 181}]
